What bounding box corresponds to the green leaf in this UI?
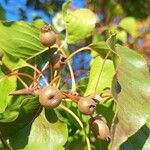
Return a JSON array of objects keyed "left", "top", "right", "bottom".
[
  {"left": 0, "top": 76, "right": 17, "bottom": 113},
  {"left": 0, "top": 21, "right": 46, "bottom": 69},
  {"left": 85, "top": 56, "right": 114, "bottom": 96},
  {"left": 0, "top": 109, "right": 19, "bottom": 123},
  {"left": 32, "top": 19, "right": 46, "bottom": 29},
  {"left": 16, "top": 109, "right": 68, "bottom": 150},
  {"left": 76, "top": 77, "right": 88, "bottom": 95},
  {"left": 119, "top": 17, "right": 136, "bottom": 35},
  {"left": 110, "top": 46, "right": 150, "bottom": 150},
  {"left": 0, "top": 96, "right": 40, "bottom": 138},
  {"left": 65, "top": 8, "right": 97, "bottom": 44},
  {"left": 120, "top": 124, "right": 150, "bottom": 150},
  {"left": 89, "top": 41, "right": 109, "bottom": 58},
  {"left": 116, "top": 30, "right": 127, "bottom": 44},
  {"left": 62, "top": 0, "right": 72, "bottom": 17},
  {"left": 2, "top": 52, "right": 27, "bottom": 70}
]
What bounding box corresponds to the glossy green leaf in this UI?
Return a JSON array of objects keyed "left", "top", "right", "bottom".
[
  {"left": 0, "top": 96, "right": 40, "bottom": 149},
  {"left": 89, "top": 41, "right": 109, "bottom": 58},
  {"left": 120, "top": 124, "right": 150, "bottom": 150},
  {"left": 0, "top": 21, "right": 46, "bottom": 69},
  {"left": 0, "top": 107, "right": 19, "bottom": 123},
  {"left": 76, "top": 77, "right": 88, "bottom": 95},
  {"left": 116, "top": 30, "right": 127, "bottom": 44},
  {"left": 65, "top": 8, "right": 97, "bottom": 44},
  {"left": 22, "top": 109, "right": 68, "bottom": 150},
  {"left": 62, "top": 0, "right": 72, "bottom": 17},
  {"left": 32, "top": 19, "right": 46, "bottom": 29},
  {"left": 111, "top": 46, "right": 150, "bottom": 150},
  {"left": 119, "top": 17, "right": 136, "bottom": 35},
  {"left": 0, "top": 75, "right": 17, "bottom": 113},
  {"left": 85, "top": 56, "right": 114, "bottom": 96},
  {"left": 2, "top": 52, "right": 27, "bottom": 70}
]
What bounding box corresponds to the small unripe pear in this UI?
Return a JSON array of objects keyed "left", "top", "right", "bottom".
[
  {"left": 39, "top": 86, "right": 62, "bottom": 109},
  {"left": 78, "top": 97, "right": 96, "bottom": 115},
  {"left": 39, "top": 25, "right": 56, "bottom": 47},
  {"left": 90, "top": 115, "right": 110, "bottom": 141}
]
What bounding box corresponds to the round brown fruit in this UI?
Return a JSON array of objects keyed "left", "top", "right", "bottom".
[
  {"left": 39, "top": 86, "right": 62, "bottom": 109},
  {"left": 39, "top": 25, "right": 56, "bottom": 47},
  {"left": 90, "top": 116, "right": 110, "bottom": 141},
  {"left": 77, "top": 97, "right": 96, "bottom": 115}
]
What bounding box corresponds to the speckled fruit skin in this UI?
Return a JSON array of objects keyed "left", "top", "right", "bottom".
[
  {"left": 77, "top": 97, "right": 96, "bottom": 115},
  {"left": 39, "top": 25, "right": 56, "bottom": 47},
  {"left": 91, "top": 117, "right": 110, "bottom": 141},
  {"left": 39, "top": 86, "right": 63, "bottom": 109}
]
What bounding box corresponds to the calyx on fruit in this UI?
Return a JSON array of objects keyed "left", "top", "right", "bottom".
[
  {"left": 39, "top": 86, "right": 63, "bottom": 109},
  {"left": 39, "top": 25, "right": 56, "bottom": 47},
  {"left": 52, "top": 51, "right": 67, "bottom": 70},
  {"left": 90, "top": 115, "right": 110, "bottom": 141},
  {"left": 77, "top": 97, "right": 96, "bottom": 115}
]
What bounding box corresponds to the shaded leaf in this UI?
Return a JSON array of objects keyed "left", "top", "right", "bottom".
[
  {"left": 0, "top": 96, "right": 40, "bottom": 138},
  {"left": 111, "top": 46, "right": 150, "bottom": 149}
]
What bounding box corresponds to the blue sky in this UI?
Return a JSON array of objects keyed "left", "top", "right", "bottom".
[{"left": 0, "top": 0, "right": 86, "bottom": 23}]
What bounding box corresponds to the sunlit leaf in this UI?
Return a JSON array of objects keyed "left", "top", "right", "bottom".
[
  {"left": 12, "top": 109, "right": 68, "bottom": 150},
  {"left": 119, "top": 17, "right": 136, "bottom": 35},
  {"left": 85, "top": 56, "right": 114, "bottom": 96},
  {"left": 0, "top": 75, "right": 17, "bottom": 113},
  {"left": 121, "top": 125, "right": 150, "bottom": 150},
  {"left": 65, "top": 8, "right": 97, "bottom": 44},
  {"left": 0, "top": 21, "right": 47, "bottom": 69},
  {"left": 111, "top": 46, "right": 150, "bottom": 150}
]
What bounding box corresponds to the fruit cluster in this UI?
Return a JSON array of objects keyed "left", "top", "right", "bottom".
[
  {"left": 39, "top": 24, "right": 111, "bottom": 141},
  {"left": 10, "top": 24, "right": 110, "bottom": 142}
]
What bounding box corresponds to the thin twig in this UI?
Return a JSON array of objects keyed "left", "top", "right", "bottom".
[
  {"left": 59, "top": 104, "right": 91, "bottom": 150},
  {"left": 59, "top": 104, "right": 83, "bottom": 128},
  {"left": 17, "top": 76, "right": 29, "bottom": 88},
  {"left": 27, "top": 63, "right": 48, "bottom": 86},
  {"left": 66, "top": 46, "right": 91, "bottom": 62},
  {"left": 56, "top": 36, "right": 77, "bottom": 92},
  {"left": 93, "top": 52, "right": 111, "bottom": 96},
  {"left": 7, "top": 72, "right": 34, "bottom": 81}
]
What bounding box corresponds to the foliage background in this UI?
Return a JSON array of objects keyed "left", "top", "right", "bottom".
[{"left": 0, "top": 0, "right": 150, "bottom": 150}]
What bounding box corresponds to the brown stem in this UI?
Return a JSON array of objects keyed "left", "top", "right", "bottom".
[
  {"left": 66, "top": 47, "right": 91, "bottom": 62},
  {"left": 27, "top": 63, "right": 48, "bottom": 86},
  {"left": 56, "top": 36, "right": 76, "bottom": 92},
  {"left": 61, "top": 91, "right": 80, "bottom": 103},
  {"left": 7, "top": 72, "right": 34, "bottom": 81},
  {"left": 10, "top": 88, "right": 39, "bottom": 96},
  {"left": 50, "top": 75, "right": 60, "bottom": 86}
]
